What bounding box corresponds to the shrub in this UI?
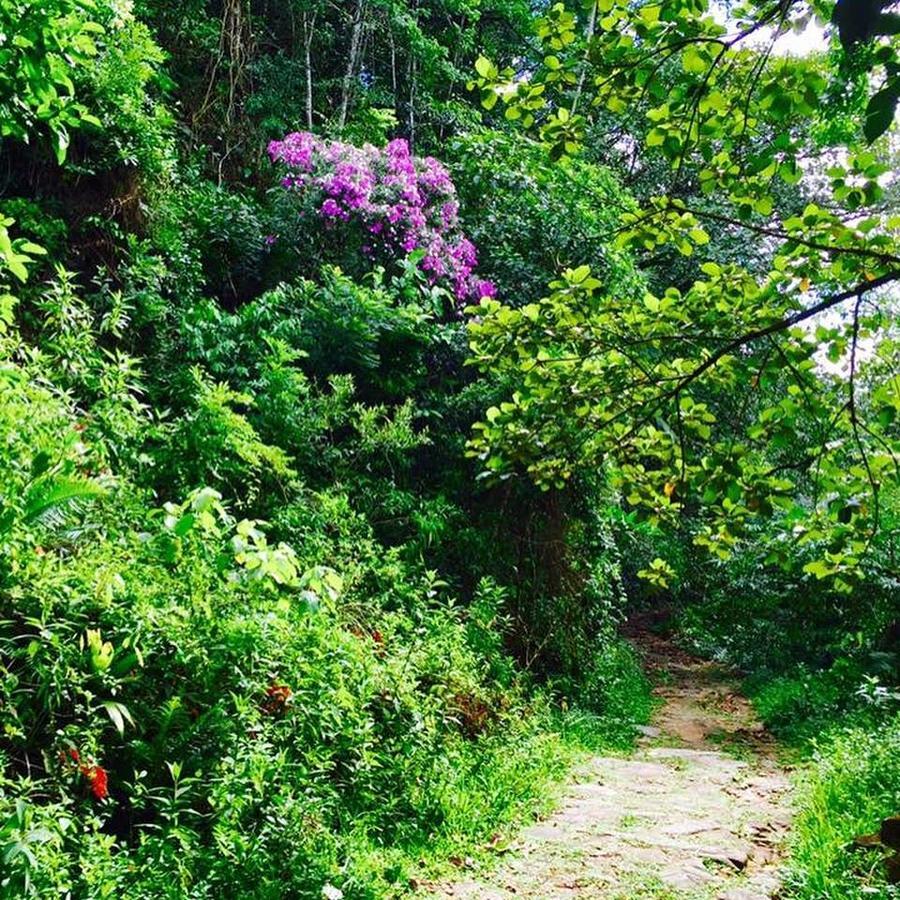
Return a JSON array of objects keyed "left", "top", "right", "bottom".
[
  {"left": 174, "top": 180, "right": 267, "bottom": 304},
  {"left": 0, "top": 0, "right": 103, "bottom": 162},
  {"left": 747, "top": 655, "right": 900, "bottom": 744},
  {"left": 447, "top": 129, "right": 643, "bottom": 305},
  {"left": 73, "top": 7, "right": 174, "bottom": 177},
  {"left": 569, "top": 638, "right": 653, "bottom": 735},
  {"left": 0, "top": 285, "right": 631, "bottom": 897}
]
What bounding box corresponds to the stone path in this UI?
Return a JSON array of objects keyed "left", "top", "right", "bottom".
[{"left": 427, "top": 629, "right": 792, "bottom": 899}]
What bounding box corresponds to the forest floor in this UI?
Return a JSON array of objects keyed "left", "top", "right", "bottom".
[{"left": 426, "top": 623, "right": 794, "bottom": 899}]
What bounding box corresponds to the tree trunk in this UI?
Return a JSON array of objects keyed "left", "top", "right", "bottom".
[
  {"left": 302, "top": 9, "right": 317, "bottom": 129},
  {"left": 339, "top": 0, "right": 366, "bottom": 129},
  {"left": 408, "top": 55, "right": 416, "bottom": 150},
  {"left": 389, "top": 19, "right": 397, "bottom": 97},
  {"left": 572, "top": 1, "right": 597, "bottom": 115}
]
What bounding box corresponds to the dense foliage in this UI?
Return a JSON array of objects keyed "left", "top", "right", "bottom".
[
  {"left": 0, "top": 0, "right": 897, "bottom": 898},
  {"left": 472, "top": 0, "right": 900, "bottom": 593}
]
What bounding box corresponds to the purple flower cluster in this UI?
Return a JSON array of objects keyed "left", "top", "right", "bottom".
[{"left": 268, "top": 132, "right": 495, "bottom": 302}]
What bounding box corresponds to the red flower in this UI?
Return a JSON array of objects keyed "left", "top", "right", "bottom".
[
  {"left": 82, "top": 764, "right": 109, "bottom": 800},
  {"left": 60, "top": 748, "right": 108, "bottom": 800},
  {"left": 370, "top": 629, "right": 386, "bottom": 657},
  {"left": 261, "top": 683, "right": 293, "bottom": 715}
]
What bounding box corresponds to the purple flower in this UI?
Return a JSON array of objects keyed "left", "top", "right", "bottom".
[
  {"left": 440, "top": 201, "right": 459, "bottom": 228},
  {"left": 269, "top": 130, "right": 492, "bottom": 303},
  {"left": 319, "top": 197, "right": 343, "bottom": 218}
]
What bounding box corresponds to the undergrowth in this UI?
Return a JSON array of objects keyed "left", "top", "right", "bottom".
[{"left": 783, "top": 715, "right": 900, "bottom": 900}]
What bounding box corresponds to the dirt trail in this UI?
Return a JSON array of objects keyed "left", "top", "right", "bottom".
[{"left": 428, "top": 628, "right": 792, "bottom": 900}]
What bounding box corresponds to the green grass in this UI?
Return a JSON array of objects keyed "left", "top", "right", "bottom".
[
  {"left": 782, "top": 713, "right": 900, "bottom": 900},
  {"left": 745, "top": 666, "right": 899, "bottom": 899},
  {"left": 400, "top": 704, "right": 650, "bottom": 888}
]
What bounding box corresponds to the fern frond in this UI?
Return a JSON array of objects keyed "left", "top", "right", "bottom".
[{"left": 24, "top": 475, "right": 106, "bottom": 525}]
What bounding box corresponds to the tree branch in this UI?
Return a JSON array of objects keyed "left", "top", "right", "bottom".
[
  {"left": 848, "top": 292, "right": 880, "bottom": 543},
  {"left": 670, "top": 271, "right": 900, "bottom": 396},
  {"left": 671, "top": 203, "right": 900, "bottom": 267}
]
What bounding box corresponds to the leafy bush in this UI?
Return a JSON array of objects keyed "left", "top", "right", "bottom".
[
  {"left": 158, "top": 366, "right": 294, "bottom": 501},
  {"left": 0, "top": 422, "right": 580, "bottom": 897},
  {"left": 566, "top": 638, "right": 653, "bottom": 739},
  {"left": 0, "top": 251, "right": 645, "bottom": 897},
  {"left": 447, "top": 129, "right": 643, "bottom": 305},
  {"left": 73, "top": 7, "right": 174, "bottom": 177},
  {"left": 173, "top": 180, "right": 267, "bottom": 304},
  {"left": 749, "top": 659, "right": 899, "bottom": 745},
  {"left": 0, "top": 0, "right": 103, "bottom": 162}
]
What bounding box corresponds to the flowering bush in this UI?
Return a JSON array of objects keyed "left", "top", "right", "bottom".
[{"left": 268, "top": 132, "right": 495, "bottom": 303}]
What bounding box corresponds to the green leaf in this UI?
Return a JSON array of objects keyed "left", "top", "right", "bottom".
[
  {"left": 864, "top": 85, "right": 898, "bottom": 143},
  {"left": 52, "top": 126, "right": 70, "bottom": 165},
  {"left": 683, "top": 47, "right": 707, "bottom": 75},
  {"left": 689, "top": 228, "right": 709, "bottom": 245},
  {"left": 475, "top": 56, "right": 495, "bottom": 79},
  {"left": 570, "top": 264, "right": 590, "bottom": 283},
  {"left": 173, "top": 513, "right": 195, "bottom": 537},
  {"left": 24, "top": 475, "right": 105, "bottom": 525},
  {"left": 101, "top": 700, "right": 135, "bottom": 737},
  {"left": 30, "top": 451, "right": 51, "bottom": 477}
]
